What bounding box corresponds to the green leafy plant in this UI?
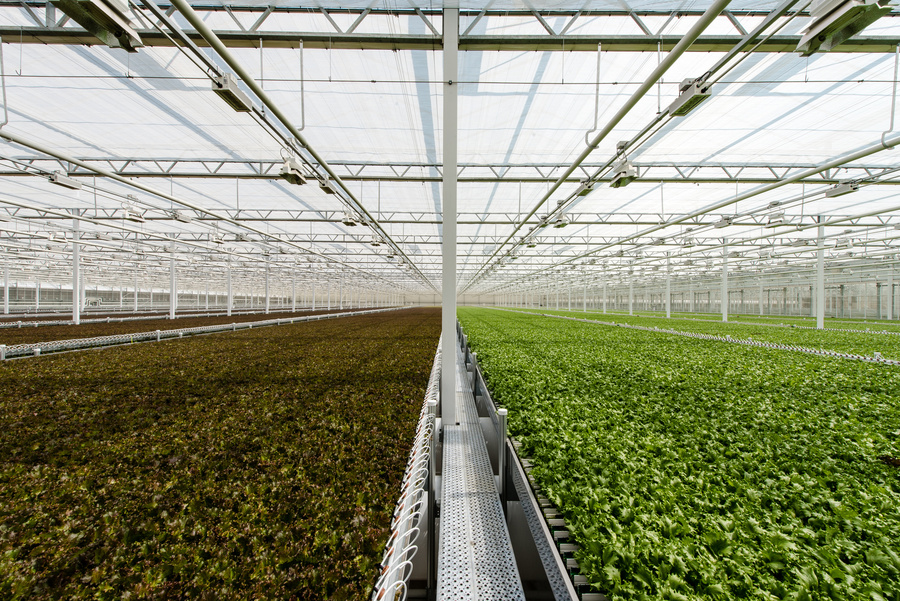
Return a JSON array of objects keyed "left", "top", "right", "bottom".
[
  {"left": 460, "top": 307, "right": 900, "bottom": 601},
  {"left": 0, "top": 309, "right": 440, "bottom": 600}
]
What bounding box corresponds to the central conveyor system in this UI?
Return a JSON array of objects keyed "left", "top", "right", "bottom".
[{"left": 435, "top": 346, "right": 526, "bottom": 600}]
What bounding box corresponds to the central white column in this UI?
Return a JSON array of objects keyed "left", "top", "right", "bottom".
[
  {"left": 292, "top": 268, "right": 296, "bottom": 312},
  {"left": 133, "top": 271, "right": 139, "bottom": 312},
  {"left": 35, "top": 280, "right": 40, "bottom": 312},
  {"left": 721, "top": 239, "right": 729, "bottom": 322},
  {"left": 441, "top": 6, "right": 459, "bottom": 425},
  {"left": 816, "top": 222, "right": 825, "bottom": 329}
]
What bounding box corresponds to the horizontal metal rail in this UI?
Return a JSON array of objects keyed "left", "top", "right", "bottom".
[
  {"left": 0, "top": 307, "right": 403, "bottom": 360},
  {"left": 497, "top": 308, "right": 900, "bottom": 366}
]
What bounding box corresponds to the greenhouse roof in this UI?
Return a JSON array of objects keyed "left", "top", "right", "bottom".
[{"left": 1, "top": 0, "right": 900, "bottom": 296}]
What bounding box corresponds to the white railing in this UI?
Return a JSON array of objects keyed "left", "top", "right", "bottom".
[{"left": 372, "top": 343, "right": 440, "bottom": 601}]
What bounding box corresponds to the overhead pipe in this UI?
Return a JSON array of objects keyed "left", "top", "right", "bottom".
[
  {"left": 500, "top": 129, "right": 900, "bottom": 288},
  {"left": 166, "top": 0, "right": 436, "bottom": 293},
  {"left": 0, "top": 129, "right": 389, "bottom": 289},
  {"left": 462, "top": 0, "right": 733, "bottom": 292}
]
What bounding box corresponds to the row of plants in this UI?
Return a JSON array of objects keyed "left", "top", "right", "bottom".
[
  {"left": 592, "top": 309, "right": 900, "bottom": 332},
  {"left": 514, "top": 308, "right": 900, "bottom": 360},
  {"left": 0, "top": 308, "right": 441, "bottom": 600},
  {"left": 0, "top": 308, "right": 362, "bottom": 346},
  {"left": 460, "top": 307, "right": 900, "bottom": 601}
]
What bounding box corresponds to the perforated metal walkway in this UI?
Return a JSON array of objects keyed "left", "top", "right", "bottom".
[{"left": 435, "top": 348, "right": 525, "bottom": 601}]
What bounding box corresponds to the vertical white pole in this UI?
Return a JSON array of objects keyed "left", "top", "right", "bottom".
[
  {"left": 583, "top": 280, "right": 587, "bottom": 312},
  {"left": 442, "top": 6, "right": 459, "bottom": 426},
  {"left": 721, "top": 240, "right": 728, "bottom": 322},
  {"left": 265, "top": 261, "right": 270, "bottom": 314},
  {"left": 312, "top": 279, "right": 316, "bottom": 310},
  {"left": 760, "top": 280, "right": 764, "bottom": 316},
  {"left": 292, "top": 269, "right": 296, "bottom": 312},
  {"left": 35, "top": 280, "right": 40, "bottom": 311},
  {"left": 628, "top": 279, "right": 633, "bottom": 315},
  {"left": 887, "top": 265, "right": 894, "bottom": 321},
  {"left": 603, "top": 280, "right": 607, "bottom": 313},
  {"left": 73, "top": 217, "right": 81, "bottom": 325},
  {"left": 169, "top": 253, "right": 176, "bottom": 319},
  {"left": 205, "top": 279, "right": 209, "bottom": 311},
  {"left": 3, "top": 263, "right": 8, "bottom": 315},
  {"left": 666, "top": 253, "right": 671, "bottom": 318},
  {"left": 816, "top": 222, "right": 825, "bottom": 330},
  {"left": 227, "top": 258, "right": 233, "bottom": 317},
  {"left": 133, "top": 271, "right": 139, "bottom": 312}
]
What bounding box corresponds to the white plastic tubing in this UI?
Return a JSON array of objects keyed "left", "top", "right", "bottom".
[{"left": 372, "top": 343, "right": 440, "bottom": 601}]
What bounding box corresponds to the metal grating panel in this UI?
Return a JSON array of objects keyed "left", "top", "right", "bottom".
[
  {"left": 435, "top": 348, "right": 525, "bottom": 601},
  {"left": 510, "top": 448, "right": 579, "bottom": 600}
]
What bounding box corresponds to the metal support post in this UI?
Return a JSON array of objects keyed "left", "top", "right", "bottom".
[
  {"left": 666, "top": 253, "right": 671, "bottom": 318},
  {"left": 890, "top": 272, "right": 895, "bottom": 321},
  {"left": 169, "top": 252, "right": 176, "bottom": 319},
  {"left": 629, "top": 279, "right": 633, "bottom": 315},
  {"left": 133, "top": 271, "right": 139, "bottom": 312},
  {"left": 441, "top": 6, "right": 459, "bottom": 426},
  {"left": 265, "top": 261, "right": 270, "bottom": 314},
  {"left": 2, "top": 264, "right": 8, "bottom": 315},
  {"left": 227, "top": 258, "right": 233, "bottom": 317},
  {"left": 72, "top": 217, "right": 81, "bottom": 325},
  {"left": 498, "top": 407, "right": 508, "bottom": 504},
  {"left": 603, "top": 280, "right": 607, "bottom": 313},
  {"left": 817, "top": 222, "right": 825, "bottom": 329},
  {"left": 721, "top": 239, "right": 728, "bottom": 322},
  {"left": 292, "top": 269, "right": 296, "bottom": 312}
]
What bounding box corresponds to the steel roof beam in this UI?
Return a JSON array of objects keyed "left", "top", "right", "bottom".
[{"left": 2, "top": 25, "right": 900, "bottom": 52}]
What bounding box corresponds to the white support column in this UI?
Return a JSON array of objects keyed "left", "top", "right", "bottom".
[
  {"left": 227, "top": 258, "right": 233, "bottom": 317},
  {"left": 118, "top": 286, "right": 123, "bottom": 309},
  {"left": 583, "top": 281, "right": 587, "bottom": 312},
  {"left": 2, "top": 263, "right": 8, "bottom": 315},
  {"left": 666, "top": 253, "right": 671, "bottom": 318},
  {"left": 312, "top": 279, "right": 316, "bottom": 310},
  {"left": 205, "top": 280, "right": 209, "bottom": 311},
  {"left": 602, "top": 280, "right": 607, "bottom": 313},
  {"left": 758, "top": 280, "right": 763, "bottom": 316},
  {"left": 264, "top": 261, "right": 270, "bottom": 314},
  {"left": 816, "top": 222, "right": 825, "bottom": 329},
  {"left": 72, "top": 218, "right": 81, "bottom": 325},
  {"left": 35, "top": 280, "right": 40, "bottom": 311},
  {"left": 292, "top": 268, "right": 296, "bottom": 312},
  {"left": 133, "top": 272, "right": 139, "bottom": 312},
  {"left": 628, "top": 279, "right": 633, "bottom": 315},
  {"left": 721, "top": 240, "right": 729, "bottom": 322},
  {"left": 441, "top": 6, "right": 459, "bottom": 426},
  {"left": 169, "top": 252, "right": 177, "bottom": 319},
  {"left": 339, "top": 273, "right": 344, "bottom": 309},
  {"left": 889, "top": 271, "right": 895, "bottom": 321}
]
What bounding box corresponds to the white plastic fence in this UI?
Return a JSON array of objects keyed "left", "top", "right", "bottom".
[
  {"left": 0, "top": 307, "right": 403, "bottom": 360},
  {"left": 372, "top": 343, "right": 440, "bottom": 601}
]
